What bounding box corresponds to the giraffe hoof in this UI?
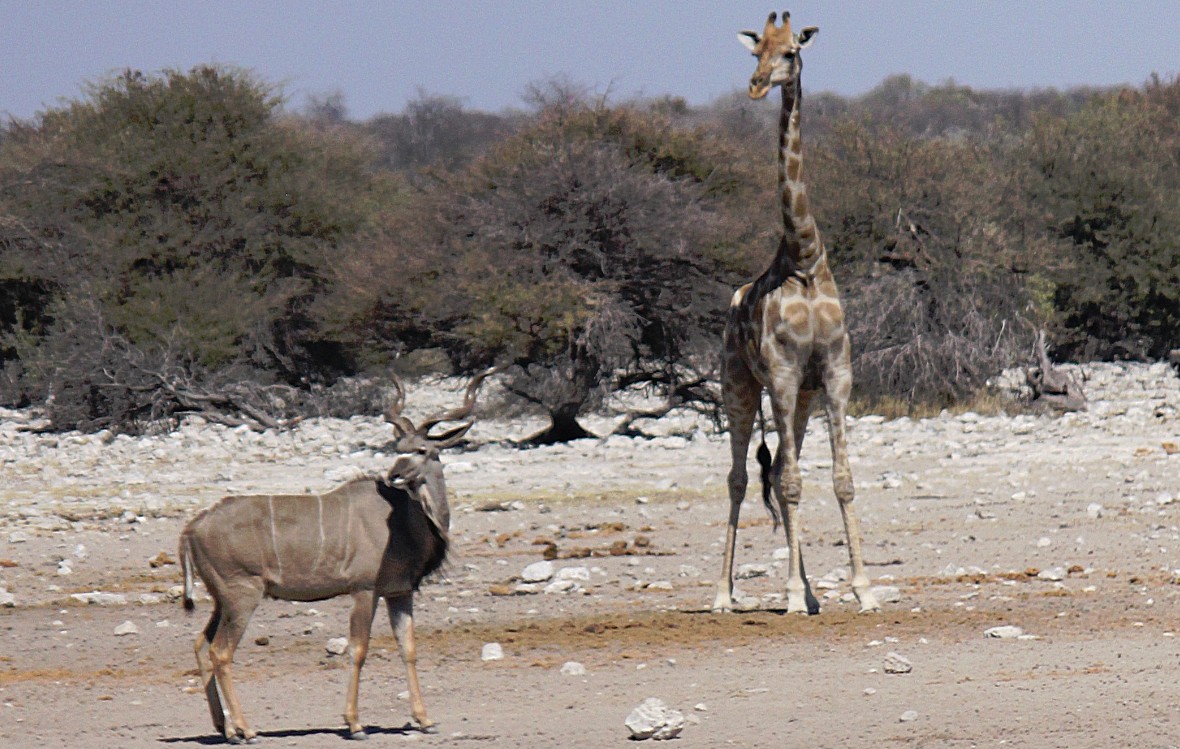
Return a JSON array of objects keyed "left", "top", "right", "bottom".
[
  {"left": 785, "top": 591, "right": 812, "bottom": 614},
  {"left": 856, "top": 590, "right": 881, "bottom": 613}
]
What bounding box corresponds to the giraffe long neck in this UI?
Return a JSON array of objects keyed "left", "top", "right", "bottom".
[{"left": 775, "top": 77, "right": 823, "bottom": 274}]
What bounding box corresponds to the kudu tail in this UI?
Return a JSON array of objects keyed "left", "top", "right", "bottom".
[
  {"left": 179, "top": 533, "right": 195, "bottom": 612},
  {"left": 756, "top": 405, "right": 781, "bottom": 530}
]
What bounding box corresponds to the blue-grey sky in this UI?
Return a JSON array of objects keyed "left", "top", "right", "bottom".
[{"left": 4, "top": 1, "right": 1179, "bottom": 122}]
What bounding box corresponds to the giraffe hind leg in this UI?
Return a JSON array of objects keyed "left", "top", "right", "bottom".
[
  {"left": 791, "top": 389, "right": 820, "bottom": 615},
  {"left": 714, "top": 354, "right": 760, "bottom": 613},
  {"left": 768, "top": 381, "right": 818, "bottom": 615}
]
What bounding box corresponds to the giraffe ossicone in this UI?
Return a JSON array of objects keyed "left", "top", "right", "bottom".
[{"left": 713, "top": 10, "right": 880, "bottom": 616}]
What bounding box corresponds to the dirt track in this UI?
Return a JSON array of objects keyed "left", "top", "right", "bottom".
[{"left": 2, "top": 363, "right": 1179, "bottom": 748}]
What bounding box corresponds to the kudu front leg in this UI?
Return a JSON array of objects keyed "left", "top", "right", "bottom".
[
  {"left": 387, "top": 594, "right": 435, "bottom": 732},
  {"left": 344, "top": 590, "right": 379, "bottom": 740}
]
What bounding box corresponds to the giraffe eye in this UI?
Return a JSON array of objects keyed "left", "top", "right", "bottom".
[{"left": 783, "top": 51, "right": 795, "bottom": 60}]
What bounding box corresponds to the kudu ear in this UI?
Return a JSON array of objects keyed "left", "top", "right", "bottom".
[
  {"left": 738, "top": 30, "right": 759, "bottom": 52},
  {"left": 428, "top": 421, "right": 473, "bottom": 449},
  {"left": 418, "top": 483, "right": 449, "bottom": 539}
]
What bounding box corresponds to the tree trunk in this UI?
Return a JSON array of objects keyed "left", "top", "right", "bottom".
[{"left": 522, "top": 403, "right": 595, "bottom": 445}]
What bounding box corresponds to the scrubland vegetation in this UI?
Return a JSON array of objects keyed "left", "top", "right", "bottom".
[{"left": 2, "top": 67, "right": 1177, "bottom": 434}]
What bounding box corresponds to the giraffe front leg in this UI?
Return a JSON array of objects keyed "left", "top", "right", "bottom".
[
  {"left": 839, "top": 495, "right": 880, "bottom": 613},
  {"left": 825, "top": 369, "right": 880, "bottom": 614},
  {"left": 780, "top": 481, "right": 818, "bottom": 615}
]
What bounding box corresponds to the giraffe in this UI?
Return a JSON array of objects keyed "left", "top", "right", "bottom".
[{"left": 712, "top": 11, "right": 880, "bottom": 615}]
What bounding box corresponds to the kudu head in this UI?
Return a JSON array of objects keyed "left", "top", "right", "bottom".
[{"left": 382, "top": 368, "right": 495, "bottom": 534}]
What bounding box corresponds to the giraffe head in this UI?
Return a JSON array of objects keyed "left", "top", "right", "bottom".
[{"left": 738, "top": 11, "right": 818, "bottom": 100}]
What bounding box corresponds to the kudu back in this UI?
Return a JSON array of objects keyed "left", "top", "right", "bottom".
[{"left": 179, "top": 369, "right": 492, "bottom": 743}]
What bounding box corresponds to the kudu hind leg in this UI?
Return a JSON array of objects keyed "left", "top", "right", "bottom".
[
  {"left": 194, "top": 608, "right": 228, "bottom": 736},
  {"left": 207, "top": 589, "right": 263, "bottom": 743},
  {"left": 343, "top": 590, "right": 378, "bottom": 739},
  {"left": 386, "top": 594, "right": 434, "bottom": 731}
]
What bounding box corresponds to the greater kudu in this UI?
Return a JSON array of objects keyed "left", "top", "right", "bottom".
[{"left": 179, "top": 369, "right": 492, "bottom": 743}]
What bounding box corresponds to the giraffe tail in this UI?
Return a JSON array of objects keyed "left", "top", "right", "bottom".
[{"left": 755, "top": 405, "right": 781, "bottom": 530}]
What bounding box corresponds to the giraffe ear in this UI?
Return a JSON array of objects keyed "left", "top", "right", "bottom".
[
  {"left": 737, "top": 31, "right": 759, "bottom": 52},
  {"left": 797, "top": 26, "right": 819, "bottom": 48}
]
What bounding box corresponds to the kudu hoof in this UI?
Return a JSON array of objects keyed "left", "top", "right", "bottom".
[{"left": 347, "top": 729, "right": 370, "bottom": 741}]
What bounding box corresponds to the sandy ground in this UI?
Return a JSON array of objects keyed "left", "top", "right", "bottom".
[{"left": 2, "top": 365, "right": 1180, "bottom": 748}]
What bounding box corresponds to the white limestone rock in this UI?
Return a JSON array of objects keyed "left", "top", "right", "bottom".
[
  {"left": 521, "top": 561, "right": 555, "bottom": 583},
  {"left": 870, "top": 585, "right": 903, "bottom": 604},
  {"left": 113, "top": 620, "right": 139, "bottom": 636},
  {"left": 560, "top": 661, "right": 587, "bottom": 676},
  {"left": 883, "top": 652, "right": 913, "bottom": 674},
  {"left": 1037, "top": 567, "right": 1066, "bottom": 582},
  {"left": 481, "top": 642, "right": 504, "bottom": 661},
  {"left": 735, "top": 563, "right": 770, "bottom": 579},
  {"left": 625, "top": 697, "right": 685, "bottom": 741},
  {"left": 544, "top": 579, "right": 578, "bottom": 594},
  {"left": 555, "top": 566, "right": 591, "bottom": 582},
  {"left": 71, "top": 591, "right": 128, "bottom": 606},
  {"left": 984, "top": 625, "right": 1025, "bottom": 639},
  {"left": 326, "top": 637, "right": 349, "bottom": 655}
]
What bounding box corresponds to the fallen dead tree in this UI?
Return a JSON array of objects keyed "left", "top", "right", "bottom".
[{"left": 1025, "top": 330, "right": 1087, "bottom": 412}]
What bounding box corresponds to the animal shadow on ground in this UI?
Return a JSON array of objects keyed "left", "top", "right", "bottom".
[{"left": 160, "top": 722, "right": 423, "bottom": 744}]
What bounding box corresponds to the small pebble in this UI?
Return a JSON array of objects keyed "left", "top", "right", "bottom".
[
  {"left": 560, "top": 661, "right": 587, "bottom": 676},
  {"left": 481, "top": 642, "right": 504, "bottom": 661},
  {"left": 113, "top": 620, "right": 138, "bottom": 636}
]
